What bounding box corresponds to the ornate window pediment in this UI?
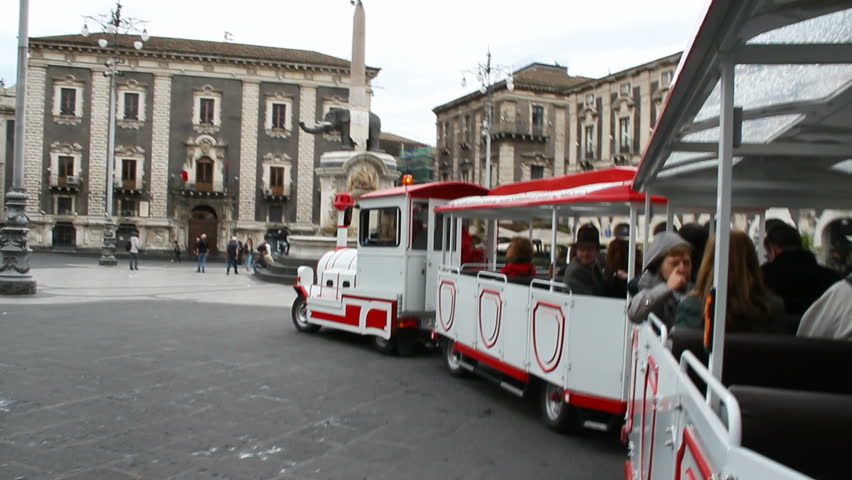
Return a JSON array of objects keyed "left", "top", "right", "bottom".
[
  {"left": 265, "top": 91, "right": 294, "bottom": 139},
  {"left": 192, "top": 84, "right": 222, "bottom": 134},
  {"left": 52, "top": 75, "right": 85, "bottom": 126},
  {"left": 48, "top": 142, "right": 83, "bottom": 190},
  {"left": 117, "top": 79, "right": 147, "bottom": 130},
  {"left": 261, "top": 152, "right": 293, "bottom": 198}
]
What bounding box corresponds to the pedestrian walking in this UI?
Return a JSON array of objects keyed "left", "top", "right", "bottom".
[
  {"left": 244, "top": 238, "right": 254, "bottom": 272},
  {"left": 226, "top": 236, "right": 240, "bottom": 275},
  {"left": 172, "top": 240, "right": 182, "bottom": 263},
  {"left": 196, "top": 234, "right": 209, "bottom": 273},
  {"left": 128, "top": 231, "right": 141, "bottom": 271}
]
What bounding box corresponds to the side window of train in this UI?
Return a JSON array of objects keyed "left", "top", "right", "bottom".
[
  {"left": 411, "top": 201, "right": 429, "bottom": 250},
  {"left": 359, "top": 207, "right": 400, "bottom": 247},
  {"left": 433, "top": 213, "right": 444, "bottom": 251}
]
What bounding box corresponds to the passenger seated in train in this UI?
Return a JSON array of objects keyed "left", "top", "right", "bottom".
[
  {"left": 603, "top": 237, "right": 642, "bottom": 299},
  {"left": 627, "top": 231, "right": 692, "bottom": 326},
  {"left": 761, "top": 222, "right": 840, "bottom": 315},
  {"left": 500, "top": 237, "right": 536, "bottom": 278},
  {"left": 797, "top": 272, "right": 852, "bottom": 340},
  {"left": 674, "top": 230, "right": 787, "bottom": 333},
  {"left": 562, "top": 224, "right": 606, "bottom": 295},
  {"left": 461, "top": 229, "right": 486, "bottom": 266}
]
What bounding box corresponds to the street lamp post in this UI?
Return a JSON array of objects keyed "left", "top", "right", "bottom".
[
  {"left": 81, "top": 1, "right": 148, "bottom": 266},
  {"left": 0, "top": 0, "right": 36, "bottom": 295},
  {"left": 462, "top": 50, "right": 514, "bottom": 189}
]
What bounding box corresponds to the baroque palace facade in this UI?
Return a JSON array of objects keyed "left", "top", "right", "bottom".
[
  {"left": 14, "top": 34, "right": 379, "bottom": 253},
  {"left": 433, "top": 53, "right": 681, "bottom": 184}
]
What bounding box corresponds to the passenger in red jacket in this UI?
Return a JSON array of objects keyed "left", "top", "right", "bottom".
[{"left": 501, "top": 237, "right": 536, "bottom": 278}]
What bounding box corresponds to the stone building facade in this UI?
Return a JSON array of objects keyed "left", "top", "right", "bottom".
[
  {"left": 433, "top": 53, "right": 682, "bottom": 185},
  {"left": 17, "top": 34, "right": 379, "bottom": 253}
]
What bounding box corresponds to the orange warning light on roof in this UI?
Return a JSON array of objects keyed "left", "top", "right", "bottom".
[{"left": 402, "top": 174, "right": 414, "bottom": 186}]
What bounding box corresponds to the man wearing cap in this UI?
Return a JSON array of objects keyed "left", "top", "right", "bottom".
[{"left": 562, "top": 223, "right": 606, "bottom": 296}]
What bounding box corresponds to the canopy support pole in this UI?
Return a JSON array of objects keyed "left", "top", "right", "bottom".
[
  {"left": 550, "top": 208, "right": 558, "bottom": 288},
  {"left": 643, "top": 191, "right": 652, "bottom": 268},
  {"left": 628, "top": 205, "right": 638, "bottom": 288},
  {"left": 757, "top": 211, "right": 767, "bottom": 264},
  {"left": 666, "top": 202, "right": 674, "bottom": 232},
  {"left": 709, "top": 59, "right": 735, "bottom": 386}
]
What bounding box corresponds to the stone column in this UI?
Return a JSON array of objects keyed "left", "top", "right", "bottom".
[
  {"left": 640, "top": 71, "right": 652, "bottom": 152},
  {"left": 601, "top": 87, "right": 611, "bottom": 164},
  {"left": 498, "top": 143, "right": 514, "bottom": 185},
  {"left": 149, "top": 73, "right": 172, "bottom": 218},
  {"left": 88, "top": 70, "right": 110, "bottom": 218},
  {"left": 0, "top": 118, "right": 6, "bottom": 208},
  {"left": 553, "top": 106, "right": 566, "bottom": 177},
  {"left": 23, "top": 65, "right": 46, "bottom": 215},
  {"left": 567, "top": 100, "right": 577, "bottom": 171},
  {"left": 238, "top": 80, "right": 260, "bottom": 224},
  {"left": 473, "top": 111, "right": 482, "bottom": 184},
  {"left": 296, "top": 86, "right": 317, "bottom": 224}
]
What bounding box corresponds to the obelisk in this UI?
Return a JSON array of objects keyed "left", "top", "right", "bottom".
[{"left": 348, "top": 0, "right": 369, "bottom": 152}]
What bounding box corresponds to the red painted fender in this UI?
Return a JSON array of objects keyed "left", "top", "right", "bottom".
[{"left": 293, "top": 285, "right": 308, "bottom": 300}]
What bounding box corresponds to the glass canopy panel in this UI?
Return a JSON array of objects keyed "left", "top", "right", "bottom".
[
  {"left": 693, "top": 64, "right": 852, "bottom": 123},
  {"left": 680, "top": 114, "right": 802, "bottom": 144},
  {"left": 747, "top": 9, "right": 852, "bottom": 44}
]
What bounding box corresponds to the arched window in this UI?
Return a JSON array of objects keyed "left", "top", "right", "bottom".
[{"left": 196, "top": 157, "right": 213, "bottom": 192}]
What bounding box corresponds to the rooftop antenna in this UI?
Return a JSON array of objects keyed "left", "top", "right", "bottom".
[{"left": 224, "top": 31, "right": 234, "bottom": 42}]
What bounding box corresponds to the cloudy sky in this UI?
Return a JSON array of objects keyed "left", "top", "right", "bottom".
[{"left": 1, "top": 0, "right": 709, "bottom": 145}]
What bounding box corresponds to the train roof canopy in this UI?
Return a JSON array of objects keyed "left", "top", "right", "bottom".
[
  {"left": 437, "top": 168, "right": 666, "bottom": 220},
  {"left": 357, "top": 181, "right": 488, "bottom": 201},
  {"left": 633, "top": 1, "right": 852, "bottom": 209}
]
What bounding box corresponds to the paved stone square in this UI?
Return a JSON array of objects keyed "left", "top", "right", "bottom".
[{"left": 0, "top": 254, "right": 623, "bottom": 479}]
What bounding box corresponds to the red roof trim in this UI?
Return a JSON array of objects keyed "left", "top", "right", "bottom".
[
  {"left": 437, "top": 184, "right": 667, "bottom": 213},
  {"left": 489, "top": 167, "right": 638, "bottom": 196},
  {"left": 358, "top": 181, "right": 488, "bottom": 200}
]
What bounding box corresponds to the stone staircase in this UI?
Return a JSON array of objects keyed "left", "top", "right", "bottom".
[{"left": 253, "top": 255, "right": 316, "bottom": 285}]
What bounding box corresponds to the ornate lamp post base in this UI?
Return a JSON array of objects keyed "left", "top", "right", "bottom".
[
  {"left": 98, "top": 218, "right": 118, "bottom": 266},
  {"left": 0, "top": 189, "right": 37, "bottom": 295}
]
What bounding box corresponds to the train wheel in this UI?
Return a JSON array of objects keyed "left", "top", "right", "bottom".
[
  {"left": 372, "top": 335, "right": 398, "bottom": 355},
  {"left": 540, "top": 382, "right": 577, "bottom": 433},
  {"left": 443, "top": 339, "right": 468, "bottom": 377},
  {"left": 291, "top": 297, "right": 320, "bottom": 333}
]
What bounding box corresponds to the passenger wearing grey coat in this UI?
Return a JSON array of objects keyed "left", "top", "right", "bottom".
[{"left": 628, "top": 232, "right": 694, "bottom": 327}]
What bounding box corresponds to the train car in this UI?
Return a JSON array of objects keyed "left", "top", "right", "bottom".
[
  {"left": 291, "top": 180, "right": 488, "bottom": 355},
  {"left": 624, "top": 2, "right": 852, "bottom": 479},
  {"left": 433, "top": 167, "right": 666, "bottom": 432}
]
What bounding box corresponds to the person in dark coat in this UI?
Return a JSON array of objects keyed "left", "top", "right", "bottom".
[
  {"left": 226, "top": 236, "right": 240, "bottom": 275},
  {"left": 761, "top": 223, "right": 840, "bottom": 315},
  {"left": 562, "top": 223, "right": 606, "bottom": 296},
  {"left": 195, "top": 234, "right": 209, "bottom": 273}
]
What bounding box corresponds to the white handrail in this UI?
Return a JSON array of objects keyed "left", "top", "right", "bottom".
[
  {"left": 476, "top": 270, "right": 508, "bottom": 283},
  {"left": 679, "top": 350, "right": 742, "bottom": 445},
  {"left": 647, "top": 313, "right": 669, "bottom": 344},
  {"left": 438, "top": 264, "right": 460, "bottom": 274},
  {"left": 529, "top": 278, "right": 570, "bottom": 293}
]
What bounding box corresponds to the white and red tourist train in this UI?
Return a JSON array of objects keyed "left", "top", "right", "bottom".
[{"left": 292, "top": 1, "right": 852, "bottom": 478}]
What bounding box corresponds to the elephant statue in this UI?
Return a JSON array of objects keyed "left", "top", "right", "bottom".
[{"left": 299, "top": 108, "right": 382, "bottom": 152}]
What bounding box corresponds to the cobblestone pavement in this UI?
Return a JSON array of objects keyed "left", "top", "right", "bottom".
[{"left": 0, "top": 254, "right": 624, "bottom": 479}]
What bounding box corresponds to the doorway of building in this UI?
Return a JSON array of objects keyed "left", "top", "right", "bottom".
[
  {"left": 188, "top": 206, "right": 218, "bottom": 255},
  {"left": 52, "top": 222, "right": 76, "bottom": 248}
]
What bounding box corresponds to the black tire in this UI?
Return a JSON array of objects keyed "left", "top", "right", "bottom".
[
  {"left": 291, "top": 296, "right": 320, "bottom": 333},
  {"left": 540, "top": 382, "right": 578, "bottom": 433},
  {"left": 372, "top": 335, "right": 398, "bottom": 355},
  {"left": 442, "top": 339, "right": 468, "bottom": 376}
]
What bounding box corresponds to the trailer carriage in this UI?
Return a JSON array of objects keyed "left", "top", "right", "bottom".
[
  {"left": 624, "top": 1, "right": 852, "bottom": 479},
  {"left": 433, "top": 167, "right": 667, "bottom": 432}
]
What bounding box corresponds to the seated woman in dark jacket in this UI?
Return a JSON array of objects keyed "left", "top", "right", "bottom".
[
  {"left": 675, "top": 230, "right": 787, "bottom": 333},
  {"left": 500, "top": 237, "right": 536, "bottom": 278}
]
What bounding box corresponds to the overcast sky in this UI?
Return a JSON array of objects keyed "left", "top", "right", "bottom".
[{"left": 1, "top": 0, "right": 710, "bottom": 145}]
